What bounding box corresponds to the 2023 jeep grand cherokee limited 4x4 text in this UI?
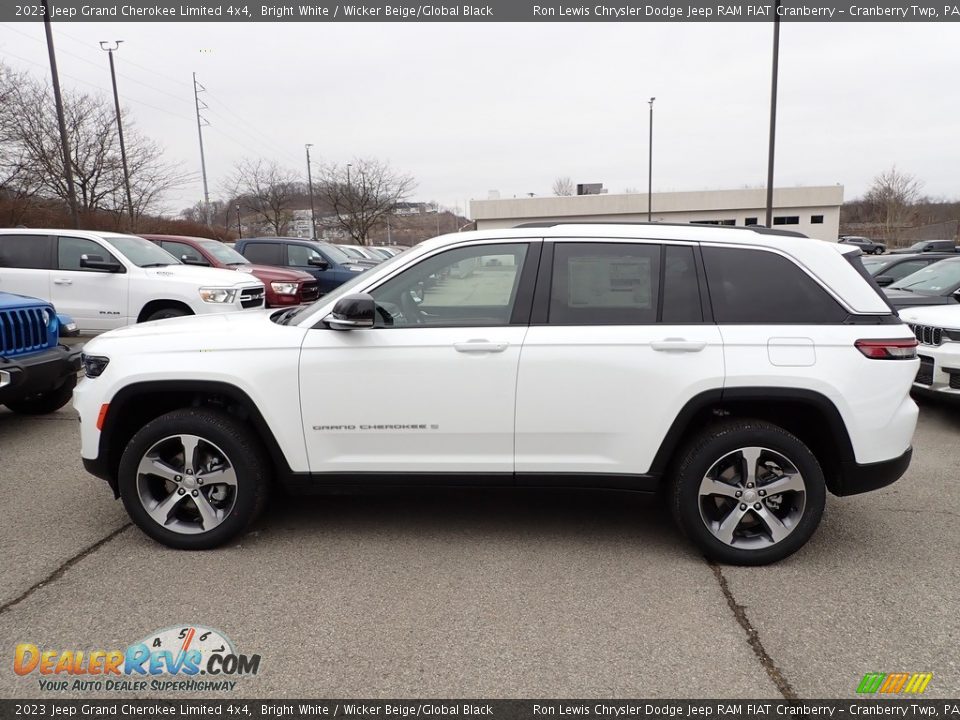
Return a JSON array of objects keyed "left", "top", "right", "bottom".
[{"left": 74, "top": 224, "right": 919, "bottom": 565}]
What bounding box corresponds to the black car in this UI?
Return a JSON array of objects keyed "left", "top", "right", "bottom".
[
  {"left": 838, "top": 236, "right": 885, "bottom": 254},
  {"left": 860, "top": 252, "right": 955, "bottom": 287},
  {"left": 883, "top": 257, "right": 960, "bottom": 309},
  {"left": 888, "top": 239, "right": 960, "bottom": 255}
]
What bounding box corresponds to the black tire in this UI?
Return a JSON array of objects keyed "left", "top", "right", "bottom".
[
  {"left": 118, "top": 408, "right": 270, "bottom": 550},
  {"left": 144, "top": 307, "right": 190, "bottom": 322},
  {"left": 4, "top": 374, "right": 76, "bottom": 415},
  {"left": 669, "top": 419, "right": 826, "bottom": 566}
]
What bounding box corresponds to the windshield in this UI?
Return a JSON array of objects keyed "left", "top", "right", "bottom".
[
  {"left": 861, "top": 256, "right": 894, "bottom": 273},
  {"left": 282, "top": 248, "right": 412, "bottom": 325},
  {"left": 197, "top": 239, "right": 249, "bottom": 265},
  {"left": 103, "top": 235, "right": 180, "bottom": 267},
  {"left": 890, "top": 259, "right": 960, "bottom": 294}
]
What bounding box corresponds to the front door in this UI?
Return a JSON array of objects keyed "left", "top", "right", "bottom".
[
  {"left": 51, "top": 236, "right": 130, "bottom": 331},
  {"left": 298, "top": 241, "right": 537, "bottom": 477}
]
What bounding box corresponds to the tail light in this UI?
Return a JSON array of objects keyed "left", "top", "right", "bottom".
[{"left": 855, "top": 338, "right": 918, "bottom": 360}]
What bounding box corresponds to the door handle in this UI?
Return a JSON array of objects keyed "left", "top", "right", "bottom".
[
  {"left": 454, "top": 340, "right": 509, "bottom": 353},
  {"left": 651, "top": 338, "right": 707, "bottom": 352},
  {"left": 53, "top": 278, "right": 73, "bottom": 286}
]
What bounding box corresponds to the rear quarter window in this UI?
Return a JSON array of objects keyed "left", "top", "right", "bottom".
[{"left": 702, "top": 246, "right": 848, "bottom": 323}]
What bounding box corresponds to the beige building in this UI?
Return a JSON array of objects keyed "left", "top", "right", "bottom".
[{"left": 470, "top": 186, "right": 843, "bottom": 241}]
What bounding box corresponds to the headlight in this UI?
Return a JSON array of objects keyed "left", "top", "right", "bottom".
[
  {"left": 270, "top": 282, "right": 299, "bottom": 295},
  {"left": 65, "top": 321, "right": 78, "bottom": 333},
  {"left": 42, "top": 309, "right": 52, "bottom": 325},
  {"left": 198, "top": 287, "right": 239, "bottom": 304},
  {"left": 82, "top": 354, "right": 110, "bottom": 378}
]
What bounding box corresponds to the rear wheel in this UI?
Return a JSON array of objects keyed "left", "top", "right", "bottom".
[
  {"left": 118, "top": 408, "right": 270, "bottom": 549},
  {"left": 4, "top": 375, "right": 76, "bottom": 415},
  {"left": 670, "top": 420, "right": 826, "bottom": 565}
]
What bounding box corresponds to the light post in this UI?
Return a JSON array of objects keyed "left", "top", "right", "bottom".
[
  {"left": 647, "top": 96, "right": 655, "bottom": 223},
  {"left": 236, "top": 205, "right": 242, "bottom": 238},
  {"left": 765, "top": 0, "right": 781, "bottom": 227},
  {"left": 100, "top": 41, "right": 134, "bottom": 225},
  {"left": 346, "top": 163, "right": 352, "bottom": 190},
  {"left": 305, "top": 144, "right": 317, "bottom": 239}
]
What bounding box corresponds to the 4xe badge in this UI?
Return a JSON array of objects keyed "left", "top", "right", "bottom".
[{"left": 14, "top": 625, "right": 261, "bottom": 693}]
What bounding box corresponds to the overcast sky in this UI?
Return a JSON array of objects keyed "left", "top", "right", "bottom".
[{"left": 2, "top": 21, "right": 957, "bottom": 217}]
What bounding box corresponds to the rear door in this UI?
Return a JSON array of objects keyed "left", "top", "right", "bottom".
[
  {"left": 514, "top": 239, "right": 724, "bottom": 479},
  {"left": 51, "top": 236, "right": 130, "bottom": 331},
  {"left": 0, "top": 234, "right": 53, "bottom": 300}
]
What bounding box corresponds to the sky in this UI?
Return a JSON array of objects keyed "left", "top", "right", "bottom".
[{"left": 2, "top": 21, "right": 957, "bottom": 218}]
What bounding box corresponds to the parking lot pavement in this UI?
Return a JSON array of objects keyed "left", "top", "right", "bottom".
[{"left": 0, "top": 398, "right": 957, "bottom": 699}]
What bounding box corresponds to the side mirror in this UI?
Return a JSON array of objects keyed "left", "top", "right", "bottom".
[
  {"left": 181, "top": 254, "right": 208, "bottom": 266},
  {"left": 326, "top": 293, "right": 375, "bottom": 330},
  {"left": 308, "top": 256, "right": 329, "bottom": 270},
  {"left": 79, "top": 254, "right": 123, "bottom": 272},
  {"left": 875, "top": 275, "right": 895, "bottom": 287}
]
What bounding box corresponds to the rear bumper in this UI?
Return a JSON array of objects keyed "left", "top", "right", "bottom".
[
  {"left": 0, "top": 345, "right": 81, "bottom": 405},
  {"left": 835, "top": 446, "right": 913, "bottom": 497}
]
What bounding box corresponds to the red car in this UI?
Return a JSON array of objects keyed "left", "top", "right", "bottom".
[{"left": 142, "top": 235, "right": 320, "bottom": 307}]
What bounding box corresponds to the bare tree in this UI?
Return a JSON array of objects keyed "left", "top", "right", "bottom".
[
  {"left": 864, "top": 166, "right": 923, "bottom": 240},
  {"left": 228, "top": 159, "right": 301, "bottom": 236},
  {"left": 552, "top": 176, "right": 574, "bottom": 196},
  {"left": 315, "top": 158, "right": 416, "bottom": 245}
]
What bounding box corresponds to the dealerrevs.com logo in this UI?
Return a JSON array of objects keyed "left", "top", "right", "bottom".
[{"left": 14, "top": 625, "right": 261, "bottom": 693}]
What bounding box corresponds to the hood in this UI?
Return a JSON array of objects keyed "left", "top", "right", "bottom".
[
  {"left": 234, "top": 264, "right": 314, "bottom": 282},
  {"left": 86, "top": 308, "right": 277, "bottom": 343},
  {"left": 144, "top": 264, "right": 261, "bottom": 287},
  {"left": 885, "top": 290, "right": 956, "bottom": 308},
  {"left": 898, "top": 304, "right": 960, "bottom": 330},
  {"left": 0, "top": 291, "right": 52, "bottom": 310}
]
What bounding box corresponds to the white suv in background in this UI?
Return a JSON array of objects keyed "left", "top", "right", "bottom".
[
  {"left": 899, "top": 304, "right": 960, "bottom": 400},
  {"left": 0, "top": 229, "right": 265, "bottom": 333},
  {"left": 74, "top": 224, "right": 919, "bottom": 564}
]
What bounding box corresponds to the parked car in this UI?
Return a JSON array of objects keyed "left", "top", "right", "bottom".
[
  {"left": 335, "top": 245, "right": 381, "bottom": 266},
  {"left": 899, "top": 304, "right": 960, "bottom": 401},
  {"left": 860, "top": 252, "right": 955, "bottom": 286},
  {"left": 57, "top": 313, "right": 79, "bottom": 337},
  {"left": 0, "top": 229, "right": 265, "bottom": 333},
  {"left": 838, "top": 236, "right": 885, "bottom": 254},
  {"left": 1, "top": 292, "right": 81, "bottom": 414},
  {"left": 884, "top": 257, "right": 960, "bottom": 309},
  {"left": 889, "top": 240, "right": 960, "bottom": 255},
  {"left": 234, "top": 237, "right": 368, "bottom": 296},
  {"left": 75, "top": 223, "right": 918, "bottom": 565},
  {"left": 143, "top": 235, "right": 319, "bottom": 308}
]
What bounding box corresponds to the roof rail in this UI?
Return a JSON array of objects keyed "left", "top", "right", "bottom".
[{"left": 511, "top": 221, "right": 808, "bottom": 239}]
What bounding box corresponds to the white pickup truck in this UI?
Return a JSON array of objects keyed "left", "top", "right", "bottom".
[{"left": 0, "top": 229, "right": 265, "bottom": 333}]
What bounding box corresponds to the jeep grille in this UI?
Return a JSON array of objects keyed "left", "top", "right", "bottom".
[{"left": 0, "top": 307, "right": 52, "bottom": 357}]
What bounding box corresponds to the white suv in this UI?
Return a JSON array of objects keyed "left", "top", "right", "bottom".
[
  {"left": 899, "top": 304, "right": 960, "bottom": 399},
  {"left": 74, "top": 224, "right": 919, "bottom": 564},
  {"left": 0, "top": 229, "right": 265, "bottom": 333}
]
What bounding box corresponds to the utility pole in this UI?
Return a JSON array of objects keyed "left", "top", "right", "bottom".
[
  {"left": 192, "top": 72, "right": 211, "bottom": 224},
  {"left": 648, "top": 96, "right": 655, "bottom": 223},
  {"left": 305, "top": 144, "right": 317, "bottom": 239},
  {"left": 765, "top": 1, "right": 781, "bottom": 228},
  {"left": 236, "top": 205, "right": 242, "bottom": 238},
  {"left": 41, "top": 0, "right": 79, "bottom": 227},
  {"left": 100, "top": 41, "right": 134, "bottom": 226}
]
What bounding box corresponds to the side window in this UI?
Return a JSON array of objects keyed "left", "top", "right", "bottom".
[
  {"left": 886, "top": 260, "right": 930, "bottom": 281},
  {"left": 0, "top": 234, "right": 51, "bottom": 269},
  {"left": 702, "top": 247, "right": 847, "bottom": 323},
  {"left": 288, "top": 244, "right": 323, "bottom": 267},
  {"left": 162, "top": 241, "right": 206, "bottom": 265},
  {"left": 550, "top": 242, "right": 660, "bottom": 325},
  {"left": 370, "top": 243, "right": 528, "bottom": 328},
  {"left": 662, "top": 245, "right": 703, "bottom": 323},
  {"left": 58, "top": 237, "right": 116, "bottom": 272},
  {"left": 240, "top": 243, "right": 281, "bottom": 265}
]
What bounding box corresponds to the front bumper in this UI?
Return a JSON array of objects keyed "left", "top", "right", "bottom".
[
  {"left": 910, "top": 342, "right": 960, "bottom": 401},
  {"left": 0, "top": 345, "right": 82, "bottom": 405},
  {"left": 835, "top": 446, "right": 913, "bottom": 497}
]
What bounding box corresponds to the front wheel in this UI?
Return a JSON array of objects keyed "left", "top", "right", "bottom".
[
  {"left": 118, "top": 408, "right": 270, "bottom": 549},
  {"left": 144, "top": 307, "right": 190, "bottom": 322},
  {"left": 4, "top": 375, "right": 76, "bottom": 415},
  {"left": 670, "top": 420, "right": 826, "bottom": 566}
]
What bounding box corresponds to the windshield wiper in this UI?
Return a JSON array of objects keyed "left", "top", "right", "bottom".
[{"left": 140, "top": 262, "right": 171, "bottom": 267}]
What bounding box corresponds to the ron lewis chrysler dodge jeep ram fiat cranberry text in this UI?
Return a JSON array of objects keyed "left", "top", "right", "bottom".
[{"left": 73, "top": 224, "right": 919, "bottom": 565}]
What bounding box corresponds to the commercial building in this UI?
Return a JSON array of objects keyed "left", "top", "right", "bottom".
[{"left": 470, "top": 186, "right": 843, "bottom": 240}]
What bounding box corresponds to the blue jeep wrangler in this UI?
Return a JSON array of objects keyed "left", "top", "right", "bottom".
[{"left": 0, "top": 292, "right": 82, "bottom": 415}]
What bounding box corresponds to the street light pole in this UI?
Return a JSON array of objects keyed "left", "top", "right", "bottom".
[
  {"left": 765, "top": 1, "right": 781, "bottom": 228},
  {"left": 41, "top": 0, "right": 79, "bottom": 227},
  {"left": 100, "top": 41, "right": 134, "bottom": 226},
  {"left": 305, "top": 144, "right": 317, "bottom": 239},
  {"left": 648, "top": 96, "right": 655, "bottom": 223},
  {"left": 236, "top": 205, "right": 242, "bottom": 238}
]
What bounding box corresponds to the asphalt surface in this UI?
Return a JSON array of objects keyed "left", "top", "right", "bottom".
[{"left": 1, "top": 392, "right": 958, "bottom": 700}]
